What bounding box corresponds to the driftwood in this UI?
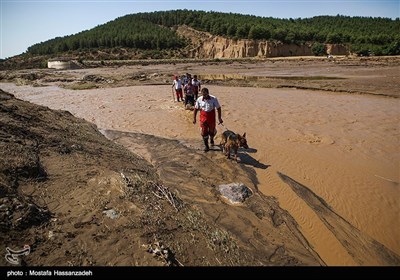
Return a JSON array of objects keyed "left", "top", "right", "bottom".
[
  {"left": 120, "top": 173, "right": 182, "bottom": 211},
  {"left": 144, "top": 241, "right": 184, "bottom": 266},
  {"left": 151, "top": 183, "right": 182, "bottom": 212}
]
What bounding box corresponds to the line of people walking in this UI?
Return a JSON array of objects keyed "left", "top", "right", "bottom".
[
  {"left": 172, "top": 73, "right": 223, "bottom": 152},
  {"left": 172, "top": 73, "right": 201, "bottom": 107}
]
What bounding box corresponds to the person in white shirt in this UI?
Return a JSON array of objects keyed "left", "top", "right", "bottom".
[
  {"left": 191, "top": 75, "right": 201, "bottom": 100},
  {"left": 172, "top": 75, "right": 183, "bottom": 102},
  {"left": 193, "top": 88, "right": 223, "bottom": 152}
]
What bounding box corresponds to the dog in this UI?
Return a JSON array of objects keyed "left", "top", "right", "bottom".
[{"left": 220, "top": 130, "right": 248, "bottom": 162}]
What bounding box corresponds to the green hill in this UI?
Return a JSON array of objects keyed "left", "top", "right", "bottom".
[{"left": 25, "top": 10, "right": 400, "bottom": 58}]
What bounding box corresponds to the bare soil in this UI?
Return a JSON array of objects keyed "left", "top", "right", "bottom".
[{"left": 1, "top": 56, "right": 399, "bottom": 97}]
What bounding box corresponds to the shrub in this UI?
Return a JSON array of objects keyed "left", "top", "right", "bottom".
[{"left": 311, "top": 43, "right": 326, "bottom": 56}]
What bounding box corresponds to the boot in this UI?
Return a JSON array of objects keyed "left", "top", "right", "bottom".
[
  {"left": 210, "top": 137, "right": 215, "bottom": 146},
  {"left": 203, "top": 136, "right": 210, "bottom": 152}
]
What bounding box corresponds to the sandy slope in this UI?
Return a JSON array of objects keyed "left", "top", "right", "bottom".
[{"left": 1, "top": 57, "right": 399, "bottom": 265}]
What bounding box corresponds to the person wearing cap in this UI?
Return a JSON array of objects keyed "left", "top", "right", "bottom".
[{"left": 193, "top": 88, "right": 223, "bottom": 152}]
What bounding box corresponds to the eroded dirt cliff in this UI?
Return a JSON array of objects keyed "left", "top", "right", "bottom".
[{"left": 177, "top": 25, "right": 349, "bottom": 59}]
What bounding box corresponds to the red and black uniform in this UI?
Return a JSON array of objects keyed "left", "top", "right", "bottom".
[{"left": 194, "top": 94, "right": 220, "bottom": 137}]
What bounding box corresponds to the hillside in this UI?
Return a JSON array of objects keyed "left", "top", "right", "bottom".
[
  {"left": 1, "top": 10, "right": 399, "bottom": 70},
  {"left": 177, "top": 25, "right": 349, "bottom": 58},
  {"left": 26, "top": 11, "right": 399, "bottom": 57}
]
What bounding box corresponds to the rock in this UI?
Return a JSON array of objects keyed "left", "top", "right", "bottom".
[
  {"left": 102, "top": 209, "right": 119, "bottom": 219},
  {"left": 218, "top": 183, "right": 252, "bottom": 204}
]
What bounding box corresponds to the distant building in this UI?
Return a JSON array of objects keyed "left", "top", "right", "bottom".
[{"left": 47, "top": 57, "right": 78, "bottom": 69}]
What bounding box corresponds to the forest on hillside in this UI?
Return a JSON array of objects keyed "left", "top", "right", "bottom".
[{"left": 27, "top": 10, "right": 400, "bottom": 57}]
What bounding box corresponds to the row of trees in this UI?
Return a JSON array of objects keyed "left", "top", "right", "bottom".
[
  {"left": 27, "top": 16, "right": 186, "bottom": 55},
  {"left": 137, "top": 10, "right": 399, "bottom": 55},
  {"left": 137, "top": 10, "right": 399, "bottom": 44},
  {"left": 27, "top": 10, "right": 400, "bottom": 56}
]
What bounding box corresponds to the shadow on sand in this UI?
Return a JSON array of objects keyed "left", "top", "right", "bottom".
[{"left": 240, "top": 151, "right": 269, "bottom": 169}]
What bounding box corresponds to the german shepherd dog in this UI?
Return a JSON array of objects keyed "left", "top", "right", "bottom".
[{"left": 220, "top": 130, "right": 248, "bottom": 161}]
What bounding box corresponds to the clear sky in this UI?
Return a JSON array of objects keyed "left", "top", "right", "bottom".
[{"left": 1, "top": 0, "right": 399, "bottom": 59}]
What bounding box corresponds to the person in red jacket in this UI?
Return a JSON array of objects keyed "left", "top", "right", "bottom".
[{"left": 193, "top": 88, "right": 223, "bottom": 152}]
